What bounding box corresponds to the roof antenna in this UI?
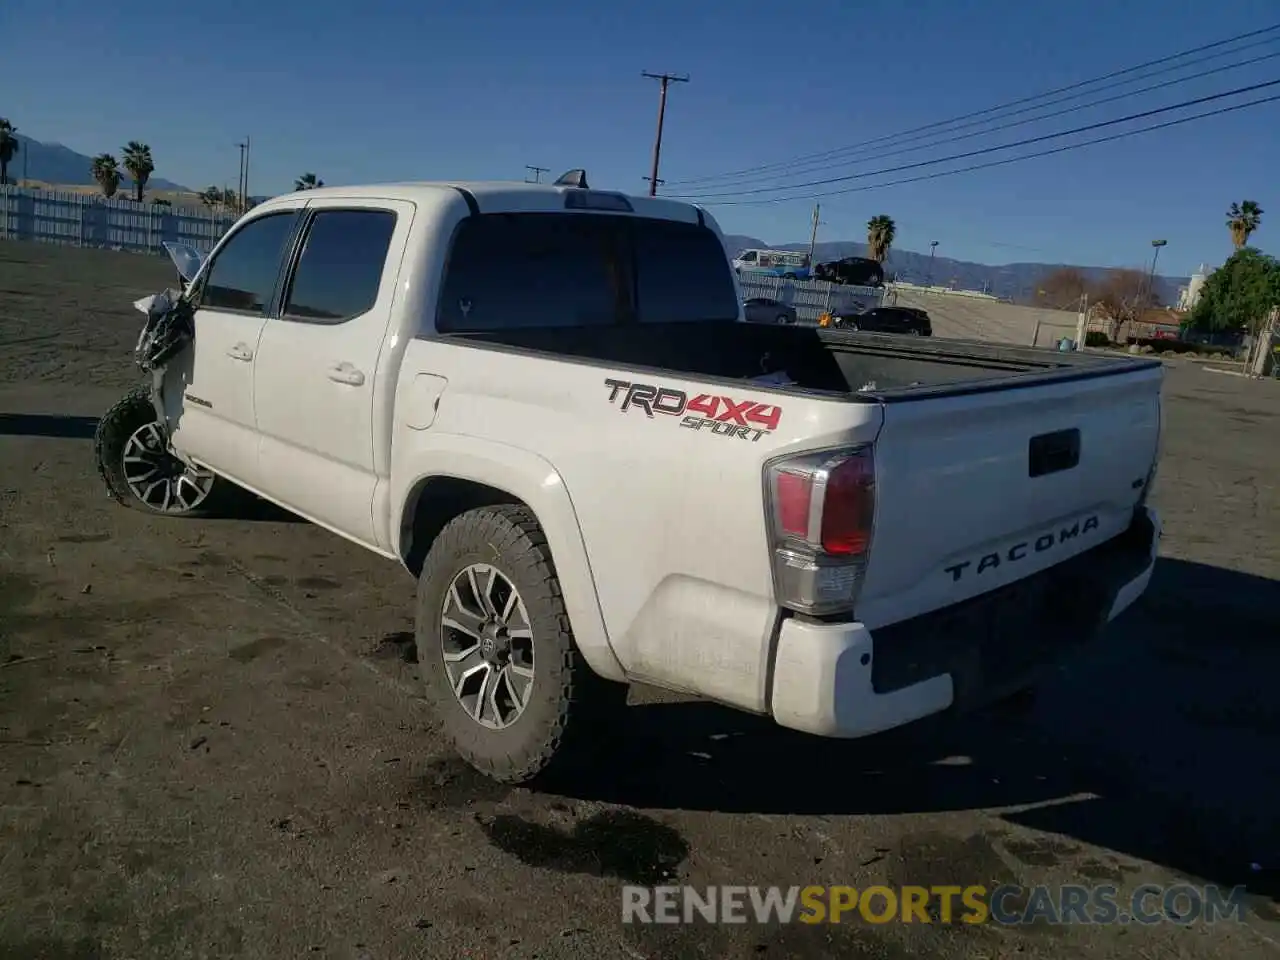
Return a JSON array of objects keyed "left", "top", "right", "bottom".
[{"left": 553, "top": 169, "right": 589, "bottom": 188}]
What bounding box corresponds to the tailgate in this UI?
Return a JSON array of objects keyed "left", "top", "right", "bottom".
[{"left": 855, "top": 363, "right": 1162, "bottom": 629}]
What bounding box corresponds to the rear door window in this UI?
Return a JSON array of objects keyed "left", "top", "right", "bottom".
[{"left": 282, "top": 209, "right": 397, "bottom": 323}]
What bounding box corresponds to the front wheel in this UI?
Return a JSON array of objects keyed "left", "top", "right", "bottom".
[
  {"left": 776, "top": 313, "right": 793, "bottom": 325},
  {"left": 415, "top": 504, "right": 626, "bottom": 783},
  {"left": 94, "top": 386, "right": 222, "bottom": 516}
]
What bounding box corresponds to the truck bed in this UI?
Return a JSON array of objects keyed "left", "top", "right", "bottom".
[{"left": 445, "top": 321, "right": 1160, "bottom": 400}]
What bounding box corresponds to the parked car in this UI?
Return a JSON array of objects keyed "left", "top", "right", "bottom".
[
  {"left": 834, "top": 306, "right": 932, "bottom": 336},
  {"left": 743, "top": 297, "right": 798, "bottom": 324},
  {"left": 95, "top": 172, "right": 1164, "bottom": 785},
  {"left": 814, "top": 257, "right": 885, "bottom": 287}
]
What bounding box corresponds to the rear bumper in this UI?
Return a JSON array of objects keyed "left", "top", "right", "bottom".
[{"left": 770, "top": 506, "right": 1160, "bottom": 738}]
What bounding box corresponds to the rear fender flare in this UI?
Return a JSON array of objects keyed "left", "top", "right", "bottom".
[{"left": 392, "top": 436, "right": 625, "bottom": 683}]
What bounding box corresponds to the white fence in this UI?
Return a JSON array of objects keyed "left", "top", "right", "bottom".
[
  {"left": 738, "top": 272, "right": 885, "bottom": 324},
  {"left": 0, "top": 185, "right": 234, "bottom": 255}
]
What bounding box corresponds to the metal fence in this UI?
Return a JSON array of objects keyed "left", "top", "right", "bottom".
[
  {"left": 0, "top": 185, "right": 234, "bottom": 255},
  {"left": 738, "top": 272, "right": 886, "bottom": 324}
]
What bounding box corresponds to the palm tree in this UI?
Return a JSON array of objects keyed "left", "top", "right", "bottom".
[
  {"left": 1226, "top": 200, "right": 1263, "bottom": 249},
  {"left": 91, "top": 154, "right": 121, "bottom": 198},
  {"left": 294, "top": 172, "right": 324, "bottom": 191},
  {"left": 122, "top": 141, "right": 155, "bottom": 203},
  {"left": 0, "top": 119, "right": 19, "bottom": 186},
  {"left": 866, "top": 215, "right": 896, "bottom": 264}
]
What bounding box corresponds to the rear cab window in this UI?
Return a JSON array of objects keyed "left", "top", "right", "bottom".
[{"left": 436, "top": 213, "right": 739, "bottom": 332}]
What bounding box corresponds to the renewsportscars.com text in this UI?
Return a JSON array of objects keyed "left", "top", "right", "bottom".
[{"left": 621, "top": 884, "right": 1249, "bottom": 926}]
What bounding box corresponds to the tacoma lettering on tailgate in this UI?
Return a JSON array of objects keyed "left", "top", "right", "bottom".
[
  {"left": 944, "top": 515, "right": 1100, "bottom": 582},
  {"left": 603, "top": 378, "right": 782, "bottom": 442}
]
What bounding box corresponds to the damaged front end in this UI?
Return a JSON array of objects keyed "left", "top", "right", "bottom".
[{"left": 132, "top": 241, "right": 205, "bottom": 433}]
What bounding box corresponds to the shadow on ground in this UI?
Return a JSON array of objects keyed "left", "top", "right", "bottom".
[
  {"left": 0, "top": 413, "right": 99, "bottom": 439},
  {"left": 0, "top": 413, "right": 303, "bottom": 524},
  {"left": 545, "top": 557, "right": 1280, "bottom": 903}
]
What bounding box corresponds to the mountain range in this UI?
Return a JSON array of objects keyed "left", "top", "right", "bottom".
[
  {"left": 10, "top": 134, "right": 189, "bottom": 193},
  {"left": 721, "top": 234, "right": 1189, "bottom": 305}
]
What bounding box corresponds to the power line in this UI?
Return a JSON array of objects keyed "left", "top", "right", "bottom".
[
  {"left": 687, "top": 44, "right": 1280, "bottom": 191},
  {"left": 672, "top": 77, "right": 1280, "bottom": 201},
  {"left": 683, "top": 90, "right": 1280, "bottom": 206},
  {"left": 666, "top": 22, "right": 1280, "bottom": 187}
]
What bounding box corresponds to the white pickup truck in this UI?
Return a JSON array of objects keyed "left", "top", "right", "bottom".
[{"left": 94, "top": 171, "right": 1164, "bottom": 783}]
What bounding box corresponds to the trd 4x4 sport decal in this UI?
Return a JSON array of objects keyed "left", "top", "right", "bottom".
[{"left": 604, "top": 378, "right": 782, "bottom": 442}]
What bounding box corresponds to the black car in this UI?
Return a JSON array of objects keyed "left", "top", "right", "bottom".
[
  {"left": 832, "top": 306, "right": 932, "bottom": 336},
  {"left": 813, "top": 257, "right": 885, "bottom": 287}
]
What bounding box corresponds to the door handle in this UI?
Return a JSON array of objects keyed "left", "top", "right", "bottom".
[
  {"left": 327, "top": 363, "right": 366, "bottom": 387},
  {"left": 226, "top": 343, "right": 253, "bottom": 362}
]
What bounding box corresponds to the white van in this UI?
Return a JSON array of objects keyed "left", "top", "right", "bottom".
[{"left": 733, "top": 248, "right": 812, "bottom": 280}]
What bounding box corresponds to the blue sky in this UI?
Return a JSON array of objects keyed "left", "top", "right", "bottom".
[{"left": 4, "top": 0, "right": 1277, "bottom": 275}]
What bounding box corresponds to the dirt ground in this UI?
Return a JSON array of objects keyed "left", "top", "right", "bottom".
[{"left": 1, "top": 238, "right": 1279, "bottom": 960}]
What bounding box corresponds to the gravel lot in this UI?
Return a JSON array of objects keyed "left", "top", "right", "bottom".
[{"left": 2, "top": 239, "right": 1279, "bottom": 960}]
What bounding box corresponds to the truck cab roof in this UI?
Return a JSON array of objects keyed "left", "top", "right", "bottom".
[{"left": 252, "top": 180, "right": 713, "bottom": 226}]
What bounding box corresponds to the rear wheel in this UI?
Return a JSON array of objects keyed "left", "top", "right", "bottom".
[
  {"left": 94, "top": 386, "right": 222, "bottom": 517},
  {"left": 776, "top": 313, "right": 792, "bottom": 325},
  {"left": 416, "top": 504, "right": 626, "bottom": 783}
]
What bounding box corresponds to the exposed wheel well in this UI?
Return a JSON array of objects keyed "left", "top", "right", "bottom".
[{"left": 400, "top": 476, "right": 524, "bottom": 576}]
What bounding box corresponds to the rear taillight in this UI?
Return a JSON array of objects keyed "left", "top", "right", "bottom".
[{"left": 765, "top": 446, "right": 875, "bottom": 616}]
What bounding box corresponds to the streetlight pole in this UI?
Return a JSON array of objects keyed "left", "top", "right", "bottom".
[{"left": 1147, "top": 239, "right": 1168, "bottom": 306}]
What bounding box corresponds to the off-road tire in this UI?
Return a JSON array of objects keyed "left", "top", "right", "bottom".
[
  {"left": 415, "top": 504, "right": 627, "bottom": 784},
  {"left": 93, "top": 385, "right": 225, "bottom": 517}
]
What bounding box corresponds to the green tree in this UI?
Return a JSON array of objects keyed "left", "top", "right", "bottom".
[
  {"left": 294, "top": 172, "right": 324, "bottom": 191},
  {"left": 1189, "top": 248, "right": 1280, "bottom": 334},
  {"left": 0, "top": 118, "right": 19, "bottom": 186},
  {"left": 122, "top": 141, "right": 155, "bottom": 202},
  {"left": 1226, "top": 201, "right": 1263, "bottom": 249},
  {"left": 91, "top": 154, "right": 121, "bottom": 198},
  {"left": 866, "top": 215, "right": 895, "bottom": 263}
]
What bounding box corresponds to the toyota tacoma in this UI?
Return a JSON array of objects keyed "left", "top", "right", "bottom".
[{"left": 95, "top": 170, "right": 1164, "bottom": 783}]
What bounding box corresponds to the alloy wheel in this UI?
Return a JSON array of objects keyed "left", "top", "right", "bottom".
[
  {"left": 440, "top": 563, "right": 535, "bottom": 730},
  {"left": 122, "top": 422, "right": 215, "bottom": 513}
]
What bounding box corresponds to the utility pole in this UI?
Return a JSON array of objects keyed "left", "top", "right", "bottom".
[
  {"left": 235, "top": 141, "right": 247, "bottom": 213},
  {"left": 641, "top": 71, "right": 688, "bottom": 197},
  {"left": 525, "top": 165, "right": 549, "bottom": 183},
  {"left": 642, "top": 176, "right": 664, "bottom": 192},
  {"left": 928, "top": 240, "right": 939, "bottom": 285},
  {"left": 806, "top": 204, "right": 824, "bottom": 265}
]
